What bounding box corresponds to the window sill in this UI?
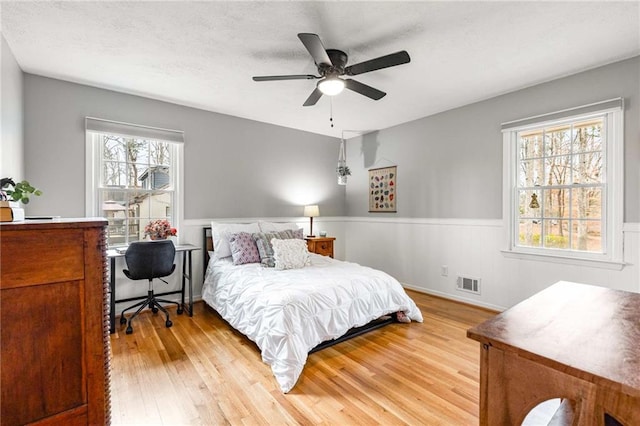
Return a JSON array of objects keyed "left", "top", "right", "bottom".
[{"left": 500, "top": 250, "right": 626, "bottom": 271}]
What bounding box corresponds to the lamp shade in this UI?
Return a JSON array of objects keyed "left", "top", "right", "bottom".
[{"left": 303, "top": 205, "right": 320, "bottom": 217}]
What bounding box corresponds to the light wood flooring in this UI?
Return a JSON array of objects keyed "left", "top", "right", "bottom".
[{"left": 110, "top": 290, "right": 497, "bottom": 425}]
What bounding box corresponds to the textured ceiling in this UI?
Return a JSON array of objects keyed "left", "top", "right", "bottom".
[{"left": 2, "top": 1, "right": 639, "bottom": 138}]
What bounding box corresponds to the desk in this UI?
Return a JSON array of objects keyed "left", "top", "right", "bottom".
[
  {"left": 108, "top": 244, "right": 200, "bottom": 334},
  {"left": 467, "top": 281, "right": 640, "bottom": 425}
]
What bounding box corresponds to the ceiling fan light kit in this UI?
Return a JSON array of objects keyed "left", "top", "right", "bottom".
[
  {"left": 318, "top": 77, "right": 345, "bottom": 96},
  {"left": 252, "top": 33, "right": 410, "bottom": 106}
]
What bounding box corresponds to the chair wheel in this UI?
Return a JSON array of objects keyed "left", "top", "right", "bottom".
[
  {"left": 152, "top": 307, "right": 159, "bottom": 314},
  {"left": 126, "top": 326, "right": 133, "bottom": 334},
  {"left": 120, "top": 316, "right": 127, "bottom": 325},
  {"left": 177, "top": 308, "right": 183, "bottom": 315},
  {"left": 165, "top": 320, "right": 172, "bottom": 328}
]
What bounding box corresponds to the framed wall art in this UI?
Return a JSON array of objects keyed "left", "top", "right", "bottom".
[{"left": 368, "top": 166, "right": 397, "bottom": 213}]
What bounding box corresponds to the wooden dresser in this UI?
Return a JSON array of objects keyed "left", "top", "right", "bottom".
[
  {"left": 467, "top": 281, "right": 640, "bottom": 425},
  {"left": 0, "top": 218, "right": 111, "bottom": 425},
  {"left": 305, "top": 236, "right": 335, "bottom": 258}
]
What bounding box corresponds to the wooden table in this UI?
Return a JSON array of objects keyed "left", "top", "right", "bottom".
[{"left": 467, "top": 281, "right": 640, "bottom": 426}]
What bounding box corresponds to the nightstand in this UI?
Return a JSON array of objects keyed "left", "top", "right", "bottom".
[{"left": 305, "top": 236, "right": 335, "bottom": 258}]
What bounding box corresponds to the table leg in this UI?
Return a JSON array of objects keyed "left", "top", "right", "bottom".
[
  {"left": 181, "top": 250, "right": 186, "bottom": 309},
  {"left": 109, "top": 257, "right": 116, "bottom": 334},
  {"left": 482, "top": 347, "right": 599, "bottom": 425},
  {"left": 179, "top": 250, "right": 194, "bottom": 316},
  {"left": 187, "top": 250, "right": 193, "bottom": 316}
]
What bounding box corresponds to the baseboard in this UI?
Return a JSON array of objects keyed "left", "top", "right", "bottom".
[{"left": 402, "top": 283, "right": 506, "bottom": 312}]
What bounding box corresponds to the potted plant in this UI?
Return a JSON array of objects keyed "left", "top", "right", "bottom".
[
  {"left": 0, "top": 178, "right": 42, "bottom": 204},
  {"left": 336, "top": 165, "right": 351, "bottom": 185},
  {"left": 336, "top": 138, "right": 351, "bottom": 185}
]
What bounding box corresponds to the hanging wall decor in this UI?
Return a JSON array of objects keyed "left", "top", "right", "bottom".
[{"left": 368, "top": 166, "right": 397, "bottom": 212}]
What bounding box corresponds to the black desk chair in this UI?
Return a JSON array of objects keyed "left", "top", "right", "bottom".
[{"left": 119, "top": 240, "right": 183, "bottom": 334}]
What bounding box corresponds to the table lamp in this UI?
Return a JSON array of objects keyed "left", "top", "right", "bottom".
[{"left": 303, "top": 205, "right": 320, "bottom": 237}]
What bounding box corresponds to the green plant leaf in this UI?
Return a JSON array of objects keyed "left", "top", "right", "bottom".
[{"left": 1, "top": 178, "right": 42, "bottom": 204}]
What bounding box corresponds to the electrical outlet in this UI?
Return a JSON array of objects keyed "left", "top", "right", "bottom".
[{"left": 441, "top": 265, "right": 448, "bottom": 277}]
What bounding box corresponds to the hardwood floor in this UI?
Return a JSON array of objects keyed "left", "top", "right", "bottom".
[{"left": 110, "top": 290, "right": 496, "bottom": 425}]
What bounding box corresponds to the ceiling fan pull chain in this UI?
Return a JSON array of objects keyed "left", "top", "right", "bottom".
[{"left": 330, "top": 98, "right": 334, "bottom": 128}]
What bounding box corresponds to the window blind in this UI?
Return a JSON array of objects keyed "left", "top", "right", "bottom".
[
  {"left": 501, "top": 98, "right": 623, "bottom": 131},
  {"left": 85, "top": 117, "right": 184, "bottom": 143}
]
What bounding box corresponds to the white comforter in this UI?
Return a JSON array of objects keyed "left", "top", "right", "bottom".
[{"left": 202, "top": 253, "right": 423, "bottom": 393}]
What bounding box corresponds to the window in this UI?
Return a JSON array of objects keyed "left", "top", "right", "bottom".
[
  {"left": 86, "top": 118, "right": 184, "bottom": 247},
  {"left": 502, "top": 99, "right": 624, "bottom": 267}
]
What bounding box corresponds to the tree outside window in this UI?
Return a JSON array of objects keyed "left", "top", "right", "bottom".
[
  {"left": 517, "top": 118, "right": 604, "bottom": 253},
  {"left": 98, "top": 135, "right": 175, "bottom": 246}
]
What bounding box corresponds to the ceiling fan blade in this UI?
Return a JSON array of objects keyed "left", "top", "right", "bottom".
[
  {"left": 345, "top": 51, "right": 410, "bottom": 76},
  {"left": 253, "top": 74, "right": 318, "bottom": 82},
  {"left": 298, "top": 33, "right": 332, "bottom": 66},
  {"left": 344, "top": 79, "right": 386, "bottom": 100},
  {"left": 303, "top": 88, "right": 323, "bottom": 106}
]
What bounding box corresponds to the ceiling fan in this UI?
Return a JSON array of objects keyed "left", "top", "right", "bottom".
[{"left": 252, "top": 33, "right": 411, "bottom": 107}]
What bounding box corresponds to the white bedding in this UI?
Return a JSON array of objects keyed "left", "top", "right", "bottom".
[{"left": 202, "top": 253, "right": 423, "bottom": 392}]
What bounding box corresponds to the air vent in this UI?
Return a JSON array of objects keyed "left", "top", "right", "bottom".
[{"left": 457, "top": 276, "right": 481, "bottom": 295}]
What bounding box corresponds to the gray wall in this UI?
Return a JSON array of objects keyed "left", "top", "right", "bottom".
[
  {"left": 20, "top": 56, "right": 640, "bottom": 222},
  {"left": 1, "top": 34, "right": 24, "bottom": 181},
  {"left": 23, "top": 75, "right": 345, "bottom": 218},
  {"left": 346, "top": 56, "right": 640, "bottom": 222}
]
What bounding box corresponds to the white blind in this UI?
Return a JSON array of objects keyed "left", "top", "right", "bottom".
[
  {"left": 501, "top": 98, "right": 623, "bottom": 131},
  {"left": 85, "top": 117, "right": 184, "bottom": 143}
]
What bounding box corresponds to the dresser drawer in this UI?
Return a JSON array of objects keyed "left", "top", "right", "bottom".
[
  {"left": 305, "top": 237, "right": 335, "bottom": 258},
  {"left": 314, "top": 241, "right": 333, "bottom": 257},
  {"left": 0, "top": 229, "right": 85, "bottom": 289}
]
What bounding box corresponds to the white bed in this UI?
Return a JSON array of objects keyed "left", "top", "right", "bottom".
[{"left": 202, "top": 250, "right": 423, "bottom": 393}]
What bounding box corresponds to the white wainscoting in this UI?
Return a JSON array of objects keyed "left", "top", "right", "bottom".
[
  {"left": 114, "top": 217, "right": 638, "bottom": 316},
  {"left": 343, "top": 218, "right": 640, "bottom": 311}
]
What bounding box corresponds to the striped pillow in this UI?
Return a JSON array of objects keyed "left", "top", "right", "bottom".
[{"left": 252, "top": 230, "right": 299, "bottom": 267}]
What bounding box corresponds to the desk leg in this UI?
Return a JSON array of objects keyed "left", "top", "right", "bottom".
[
  {"left": 182, "top": 250, "right": 193, "bottom": 317},
  {"left": 110, "top": 257, "right": 116, "bottom": 334},
  {"left": 181, "top": 251, "right": 186, "bottom": 309},
  {"left": 188, "top": 250, "right": 193, "bottom": 316},
  {"left": 180, "top": 250, "right": 194, "bottom": 317}
]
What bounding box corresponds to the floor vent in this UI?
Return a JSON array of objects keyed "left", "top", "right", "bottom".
[{"left": 457, "top": 276, "right": 481, "bottom": 295}]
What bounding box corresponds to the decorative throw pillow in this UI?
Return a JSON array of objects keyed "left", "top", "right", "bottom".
[
  {"left": 272, "top": 238, "right": 310, "bottom": 270},
  {"left": 229, "top": 232, "right": 261, "bottom": 265},
  {"left": 252, "top": 230, "right": 296, "bottom": 267}
]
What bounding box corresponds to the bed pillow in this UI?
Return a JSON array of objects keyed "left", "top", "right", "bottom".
[
  {"left": 272, "top": 238, "right": 310, "bottom": 270},
  {"left": 211, "top": 221, "right": 260, "bottom": 259},
  {"left": 290, "top": 228, "right": 304, "bottom": 239},
  {"left": 229, "top": 232, "right": 261, "bottom": 265},
  {"left": 258, "top": 221, "right": 300, "bottom": 233},
  {"left": 253, "top": 230, "right": 296, "bottom": 267}
]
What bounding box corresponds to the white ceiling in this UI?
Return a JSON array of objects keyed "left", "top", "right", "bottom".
[{"left": 2, "top": 1, "right": 639, "bottom": 138}]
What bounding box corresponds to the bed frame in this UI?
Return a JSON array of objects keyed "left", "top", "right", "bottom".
[{"left": 201, "top": 227, "right": 398, "bottom": 353}]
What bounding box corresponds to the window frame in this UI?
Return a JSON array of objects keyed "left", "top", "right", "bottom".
[
  {"left": 85, "top": 120, "right": 184, "bottom": 248},
  {"left": 502, "top": 100, "right": 624, "bottom": 269}
]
